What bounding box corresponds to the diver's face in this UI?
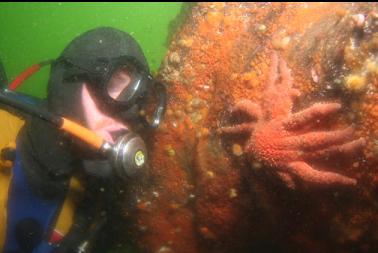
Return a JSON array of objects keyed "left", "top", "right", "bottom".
[
  {"left": 81, "top": 74, "right": 130, "bottom": 144},
  {"left": 106, "top": 68, "right": 131, "bottom": 100}
]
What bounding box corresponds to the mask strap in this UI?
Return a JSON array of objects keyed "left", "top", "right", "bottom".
[{"left": 143, "top": 80, "right": 166, "bottom": 129}]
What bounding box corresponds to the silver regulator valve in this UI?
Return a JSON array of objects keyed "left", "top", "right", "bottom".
[{"left": 100, "top": 131, "right": 147, "bottom": 179}]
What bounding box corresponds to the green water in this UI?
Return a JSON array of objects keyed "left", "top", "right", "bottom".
[{"left": 0, "top": 2, "right": 183, "bottom": 98}]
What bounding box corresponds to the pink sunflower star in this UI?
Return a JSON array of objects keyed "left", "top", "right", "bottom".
[{"left": 221, "top": 51, "right": 365, "bottom": 189}]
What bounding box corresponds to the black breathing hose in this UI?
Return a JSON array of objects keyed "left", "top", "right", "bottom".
[{"left": 0, "top": 88, "right": 62, "bottom": 126}]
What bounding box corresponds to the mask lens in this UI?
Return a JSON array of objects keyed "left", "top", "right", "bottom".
[{"left": 106, "top": 67, "right": 132, "bottom": 101}]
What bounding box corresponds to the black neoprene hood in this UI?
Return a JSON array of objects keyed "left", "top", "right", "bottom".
[
  {"left": 47, "top": 27, "right": 150, "bottom": 124},
  {"left": 59, "top": 27, "right": 149, "bottom": 71}
]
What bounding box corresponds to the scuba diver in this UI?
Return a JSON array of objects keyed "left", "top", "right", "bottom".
[{"left": 0, "top": 27, "right": 166, "bottom": 253}]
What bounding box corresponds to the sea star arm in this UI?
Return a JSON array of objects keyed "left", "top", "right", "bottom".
[
  {"left": 263, "top": 51, "right": 298, "bottom": 119},
  {"left": 277, "top": 54, "right": 301, "bottom": 100},
  {"left": 302, "top": 137, "right": 366, "bottom": 160},
  {"left": 288, "top": 161, "right": 357, "bottom": 186},
  {"left": 277, "top": 171, "right": 296, "bottom": 189},
  {"left": 283, "top": 103, "right": 342, "bottom": 130},
  {"left": 266, "top": 52, "right": 279, "bottom": 95},
  {"left": 221, "top": 101, "right": 260, "bottom": 135},
  {"left": 230, "top": 100, "right": 262, "bottom": 121},
  {"left": 282, "top": 126, "right": 355, "bottom": 151},
  {"left": 277, "top": 54, "right": 294, "bottom": 94},
  {"left": 220, "top": 123, "right": 254, "bottom": 135}
]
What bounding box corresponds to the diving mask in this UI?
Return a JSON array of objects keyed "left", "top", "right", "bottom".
[{"left": 59, "top": 55, "right": 166, "bottom": 129}]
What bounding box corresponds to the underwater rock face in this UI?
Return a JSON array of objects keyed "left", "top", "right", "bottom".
[{"left": 128, "top": 3, "right": 378, "bottom": 253}]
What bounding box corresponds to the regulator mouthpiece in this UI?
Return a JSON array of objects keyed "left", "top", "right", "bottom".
[{"left": 105, "top": 132, "right": 147, "bottom": 179}]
